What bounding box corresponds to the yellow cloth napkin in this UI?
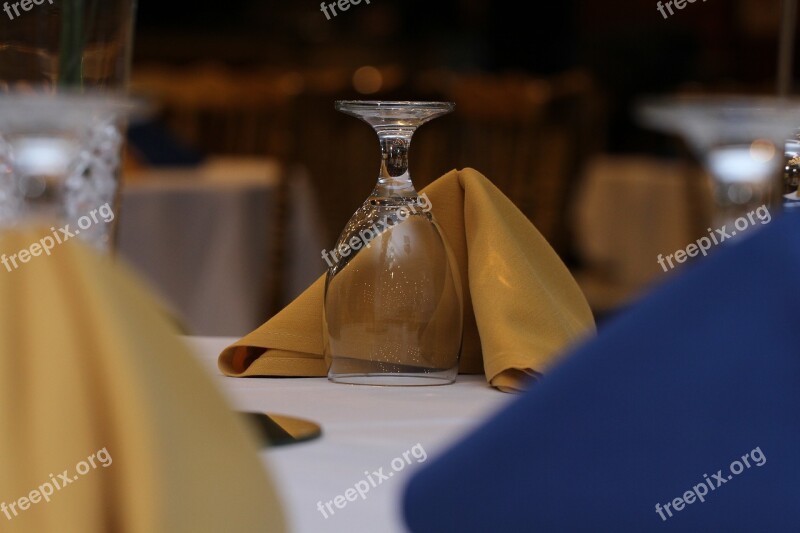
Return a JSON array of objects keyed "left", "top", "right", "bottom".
[
  {"left": 0, "top": 230, "right": 285, "bottom": 532},
  {"left": 220, "top": 168, "right": 596, "bottom": 392}
]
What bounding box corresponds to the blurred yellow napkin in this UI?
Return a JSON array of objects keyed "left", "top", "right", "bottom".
[
  {"left": 0, "top": 230, "right": 285, "bottom": 532},
  {"left": 220, "top": 168, "right": 595, "bottom": 392}
]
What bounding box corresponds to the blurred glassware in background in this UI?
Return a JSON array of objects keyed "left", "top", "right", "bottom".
[
  {"left": 0, "top": 0, "right": 138, "bottom": 250},
  {"left": 783, "top": 135, "right": 800, "bottom": 211},
  {"left": 324, "top": 101, "right": 463, "bottom": 386},
  {"left": 784, "top": 136, "right": 800, "bottom": 194},
  {"left": 783, "top": 132, "right": 800, "bottom": 210},
  {"left": 0, "top": 92, "right": 142, "bottom": 250},
  {"left": 639, "top": 96, "right": 800, "bottom": 230}
]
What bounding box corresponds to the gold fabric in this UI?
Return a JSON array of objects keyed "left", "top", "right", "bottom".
[
  {"left": 0, "top": 230, "right": 285, "bottom": 532},
  {"left": 220, "top": 168, "right": 595, "bottom": 392}
]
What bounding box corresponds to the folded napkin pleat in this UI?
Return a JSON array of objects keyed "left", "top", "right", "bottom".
[
  {"left": 220, "top": 168, "right": 595, "bottom": 392},
  {"left": 0, "top": 230, "right": 285, "bottom": 532}
]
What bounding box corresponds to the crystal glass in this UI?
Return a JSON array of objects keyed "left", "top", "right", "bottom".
[
  {"left": 784, "top": 134, "right": 800, "bottom": 195},
  {"left": 639, "top": 96, "right": 800, "bottom": 229},
  {"left": 324, "top": 101, "right": 463, "bottom": 386},
  {"left": 0, "top": 0, "right": 137, "bottom": 250},
  {"left": 0, "top": 92, "right": 140, "bottom": 251}
]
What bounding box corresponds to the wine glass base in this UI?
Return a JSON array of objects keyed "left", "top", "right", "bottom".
[{"left": 328, "top": 373, "right": 457, "bottom": 387}]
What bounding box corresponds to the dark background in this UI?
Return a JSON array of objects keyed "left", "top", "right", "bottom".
[
  {"left": 133, "top": 0, "right": 789, "bottom": 153},
  {"left": 127, "top": 0, "right": 795, "bottom": 318}
]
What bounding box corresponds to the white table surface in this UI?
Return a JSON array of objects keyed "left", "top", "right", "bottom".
[{"left": 186, "top": 337, "right": 515, "bottom": 533}]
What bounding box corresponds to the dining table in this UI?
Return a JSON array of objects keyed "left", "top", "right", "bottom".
[
  {"left": 117, "top": 157, "right": 326, "bottom": 337},
  {"left": 185, "top": 336, "right": 515, "bottom": 533}
]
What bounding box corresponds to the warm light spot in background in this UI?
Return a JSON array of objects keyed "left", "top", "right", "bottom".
[
  {"left": 277, "top": 72, "right": 305, "bottom": 96},
  {"left": 353, "top": 66, "right": 383, "bottom": 95},
  {"left": 750, "top": 139, "right": 776, "bottom": 162}
]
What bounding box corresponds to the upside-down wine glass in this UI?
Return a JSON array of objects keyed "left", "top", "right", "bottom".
[{"left": 324, "top": 101, "right": 463, "bottom": 386}]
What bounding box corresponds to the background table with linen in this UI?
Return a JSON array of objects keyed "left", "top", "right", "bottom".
[{"left": 117, "top": 158, "right": 327, "bottom": 336}]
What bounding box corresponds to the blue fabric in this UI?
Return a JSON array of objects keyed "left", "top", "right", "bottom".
[
  {"left": 404, "top": 212, "right": 800, "bottom": 532},
  {"left": 127, "top": 121, "right": 205, "bottom": 167}
]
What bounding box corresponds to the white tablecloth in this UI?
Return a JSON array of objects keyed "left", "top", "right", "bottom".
[
  {"left": 186, "top": 337, "right": 514, "bottom": 533},
  {"left": 118, "top": 158, "right": 326, "bottom": 337},
  {"left": 573, "top": 155, "right": 713, "bottom": 312}
]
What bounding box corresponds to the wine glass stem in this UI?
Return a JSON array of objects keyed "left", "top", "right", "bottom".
[{"left": 375, "top": 128, "right": 416, "bottom": 198}]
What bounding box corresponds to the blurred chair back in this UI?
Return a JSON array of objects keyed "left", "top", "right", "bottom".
[
  {"left": 131, "top": 66, "right": 602, "bottom": 257},
  {"left": 414, "top": 70, "right": 601, "bottom": 257},
  {"left": 132, "top": 64, "right": 297, "bottom": 157}
]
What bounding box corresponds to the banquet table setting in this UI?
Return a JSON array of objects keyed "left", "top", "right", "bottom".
[
  {"left": 4, "top": 1, "right": 800, "bottom": 532},
  {"left": 117, "top": 157, "right": 325, "bottom": 336}
]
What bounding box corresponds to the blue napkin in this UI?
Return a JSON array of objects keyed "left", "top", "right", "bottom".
[{"left": 404, "top": 212, "right": 800, "bottom": 532}]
